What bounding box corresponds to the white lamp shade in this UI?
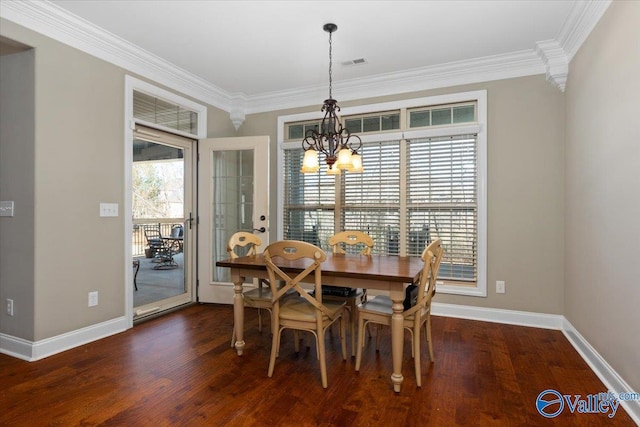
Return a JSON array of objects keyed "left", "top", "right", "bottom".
[
  {"left": 350, "top": 153, "right": 363, "bottom": 173},
  {"left": 336, "top": 148, "right": 353, "bottom": 170},
  {"left": 300, "top": 149, "right": 320, "bottom": 173}
]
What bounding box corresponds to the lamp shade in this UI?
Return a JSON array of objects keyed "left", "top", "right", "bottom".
[
  {"left": 300, "top": 149, "right": 320, "bottom": 173},
  {"left": 336, "top": 147, "right": 353, "bottom": 170},
  {"left": 350, "top": 153, "right": 363, "bottom": 173}
]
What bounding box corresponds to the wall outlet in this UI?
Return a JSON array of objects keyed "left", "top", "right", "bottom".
[
  {"left": 6, "top": 299, "right": 14, "bottom": 316},
  {"left": 88, "top": 291, "right": 99, "bottom": 307},
  {"left": 496, "top": 280, "right": 506, "bottom": 294}
]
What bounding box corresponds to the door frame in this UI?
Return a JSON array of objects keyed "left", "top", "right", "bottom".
[
  {"left": 197, "top": 136, "right": 270, "bottom": 304},
  {"left": 124, "top": 76, "right": 207, "bottom": 328}
]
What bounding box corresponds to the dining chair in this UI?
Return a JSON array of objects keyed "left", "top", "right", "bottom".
[
  {"left": 323, "top": 230, "right": 374, "bottom": 356},
  {"left": 355, "top": 238, "right": 443, "bottom": 387},
  {"left": 264, "top": 240, "right": 347, "bottom": 388},
  {"left": 228, "top": 231, "right": 273, "bottom": 347}
]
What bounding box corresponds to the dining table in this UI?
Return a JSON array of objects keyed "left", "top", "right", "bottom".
[{"left": 216, "top": 252, "right": 425, "bottom": 392}]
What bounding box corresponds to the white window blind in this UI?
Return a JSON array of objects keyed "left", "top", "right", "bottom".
[
  {"left": 282, "top": 148, "right": 335, "bottom": 249},
  {"left": 133, "top": 91, "right": 198, "bottom": 135},
  {"left": 407, "top": 135, "right": 477, "bottom": 282},
  {"left": 342, "top": 140, "right": 400, "bottom": 255}
]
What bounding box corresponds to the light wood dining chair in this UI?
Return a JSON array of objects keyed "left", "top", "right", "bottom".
[
  {"left": 355, "top": 238, "right": 443, "bottom": 387},
  {"left": 324, "top": 230, "right": 374, "bottom": 356},
  {"left": 264, "top": 240, "right": 347, "bottom": 388},
  {"left": 228, "top": 232, "right": 272, "bottom": 347}
]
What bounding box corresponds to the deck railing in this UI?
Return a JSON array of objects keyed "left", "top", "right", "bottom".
[{"left": 132, "top": 218, "right": 184, "bottom": 257}]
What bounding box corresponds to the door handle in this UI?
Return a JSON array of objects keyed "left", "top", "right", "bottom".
[{"left": 253, "top": 227, "right": 266, "bottom": 233}]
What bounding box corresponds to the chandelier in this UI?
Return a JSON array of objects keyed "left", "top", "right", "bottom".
[{"left": 300, "top": 23, "right": 363, "bottom": 175}]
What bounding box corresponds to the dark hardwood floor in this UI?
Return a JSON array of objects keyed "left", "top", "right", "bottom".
[{"left": 0, "top": 304, "right": 635, "bottom": 426}]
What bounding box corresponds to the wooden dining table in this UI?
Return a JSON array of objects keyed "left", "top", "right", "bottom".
[{"left": 216, "top": 253, "right": 424, "bottom": 392}]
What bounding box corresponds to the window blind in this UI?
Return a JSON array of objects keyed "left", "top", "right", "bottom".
[
  {"left": 407, "top": 135, "right": 477, "bottom": 281},
  {"left": 283, "top": 148, "right": 335, "bottom": 250},
  {"left": 342, "top": 140, "right": 400, "bottom": 255},
  {"left": 133, "top": 91, "right": 198, "bottom": 135}
]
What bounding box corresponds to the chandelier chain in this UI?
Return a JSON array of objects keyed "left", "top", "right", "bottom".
[{"left": 328, "top": 30, "right": 333, "bottom": 99}]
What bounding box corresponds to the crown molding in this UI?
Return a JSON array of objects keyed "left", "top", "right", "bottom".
[
  {"left": 557, "top": 0, "right": 612, "bottom": 61},
  {"left": 246, "top": 50, "right": 545, "bottom": 114},
  {"left": 536, "top": 40, "right": 569, "bottom": 92},
  {"left": 0, "top": 0, "right": 236, "bottom": 112},
  {"left": 1, "top": 0, "right": 611, "bottom": 118}
]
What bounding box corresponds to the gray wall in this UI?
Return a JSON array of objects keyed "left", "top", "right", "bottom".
[
  {"left": 240, "top": 75, "right": 566, "bottom": 315},
  {"left": 0, "top": 19, "right": 233, "bottom": 342},
  {"left": 0, "top": 48, "right": 35, "bottom": 339},
  {"left": 565, "top": 0, "right": 640, "bottom": 391}
]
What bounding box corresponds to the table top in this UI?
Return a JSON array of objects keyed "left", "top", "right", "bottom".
[{"left": 217, "top": 253, "right": 423, "bottom": 283}]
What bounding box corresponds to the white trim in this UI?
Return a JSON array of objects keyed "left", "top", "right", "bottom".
[
  {"left": 249, "top": 50, "right": 544, "bottom": 114},
  {"left": 562, "top": 318, "right": 640, "bottom": 425},
  {"left": 0, "top": 0, "right": 235, "bottom": 112},
  {"left": 277, "top": 90, "right": 487, "bottom": 298},
  {"left": 558, "top": 0, "right": 612, "bottom": 61},
  {"left": 0, "top": 316, "right": 127, "bottom": 361},
  {"left": 431, "top": 302, "right": 564, "bottom": 330},
  {"left": 0, "top": 0, "right": 608, "bottom": 116}
]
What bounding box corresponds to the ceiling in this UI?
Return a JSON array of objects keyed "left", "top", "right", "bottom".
[{"left": 1, "top": 1, "right": 609, "bottom": 115}]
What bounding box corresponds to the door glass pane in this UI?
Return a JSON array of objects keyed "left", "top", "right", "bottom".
[
  {"left": 132, "top": 139, "right": 187, "bottom": 308},
  {"left": 212, "top": 149, "right": 254, "bottom": 283}
]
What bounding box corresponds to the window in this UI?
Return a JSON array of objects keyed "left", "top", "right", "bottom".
[
  {"left": 278, "top": 91, "right": 487, "bottom": 296},
  {"left": 133, "top": 90, "right": 199, "bottom": 136}
]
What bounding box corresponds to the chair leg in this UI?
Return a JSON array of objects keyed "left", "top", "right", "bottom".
[
  {"left": 340, "top": 315, "right": 347, "bottom": 361},
  {"left": 346, "top": 307, "right": 356, "bottom": 357},
  {"left": 375, "top": 324, "right": 383, "bottom": 351},
  {"left": 268, "top": 327, "right": 282, "bottom": 378},
  {"left": 317, "top": 327, "right": 328, "bottom": 388},
  {"left": 355, "top": 316, "right": 365, "bottom": 371},
  {"left": 230, "top": 325, "right": 236, "bottom": 348},
  {"left": 426, "top": 316, "right": 434, "bottom": 362},
  {"left": 293, "top": 330, "right": 300, "bottom": 353},
  {"left": 257, "top": 308, "right": 263, "bottom": 333},
  {"left": 414, "top": 325, "right": 422, "bottom": 387}
]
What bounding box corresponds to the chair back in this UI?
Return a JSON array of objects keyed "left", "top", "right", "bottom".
[
  {"left": 171, "top": 224, "right": 184, "bottom": 238},
  {"left": 227, "top": 232, "right": 262, "bottom": 259},
  {"left": 406, "top": 239, "right": 444, "bottom": 317},
  {"left": 264, "top": 240, "right": 337, "bottom": 318},
  {"left": 328, "top": 231, "right": 374, "bottom": 255},
  {"left": 144, "top": 225, "right": 163, "bottom": 248}
]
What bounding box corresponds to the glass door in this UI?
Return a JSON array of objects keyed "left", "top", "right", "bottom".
[
  {"left": 198, "top": 136, "right": 270, "bottom": 304},
  {"left": 132, "top": 125, "right": 195, "bottom": 320}
]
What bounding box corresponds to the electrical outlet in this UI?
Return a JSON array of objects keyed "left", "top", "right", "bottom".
[
  {"left": 88, "top": 291, "right": 99, "bottom": 307},
  {"left": 6, "top": 299, "right": 14, "bottom": 316},
  {"left": 496, "top": 280, "right": 506, "bottom": 294}
]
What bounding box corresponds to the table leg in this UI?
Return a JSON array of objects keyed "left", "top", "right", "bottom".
[
  {"left": 389, "top": 288, "right": 405, "bottom": 392},
  {"left": 232, "top": 272, "right": 245, "bottom": 356}
]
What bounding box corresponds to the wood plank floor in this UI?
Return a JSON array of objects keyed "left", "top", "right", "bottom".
[{"left": 0, "top": 304, "right": 635, "bottom": 426}]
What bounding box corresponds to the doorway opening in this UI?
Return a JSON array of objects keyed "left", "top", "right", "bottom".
[{"left": 132, "top": 125, "right": 195, "bottom": 320}]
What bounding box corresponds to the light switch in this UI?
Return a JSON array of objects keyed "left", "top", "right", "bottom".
[
  {"left": 0, "top": 201, "right": 14, "bottom": 217},
  {"left": 99, "top": 203, "right": 118, "bottom": 217}
]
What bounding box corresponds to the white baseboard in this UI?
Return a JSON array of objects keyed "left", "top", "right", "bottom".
[
  {"left": 0, "top": 316, "right": 128, "bottom": 361},
  {"left": 429, "top": 302, "right": 638, "bottom": 424},
  {"left": 562, "top": 318, "right": 640, "bottom": 425},
  {"left": 431, "top": 302, "right": 564, "bottom": 329}
]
